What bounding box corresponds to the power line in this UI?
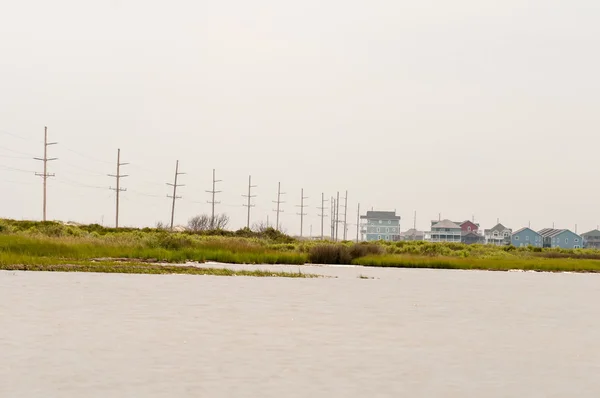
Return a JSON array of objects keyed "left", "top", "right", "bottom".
[
  {"left": 242, "top": 175, "right": 257, "bottom": 229},
  {"left": 296, "top": 188, "right": 308, "bottom": 238},
  {"left": 205, "top": 168, "right": 222, "bottom": 229},
  {"left": 167, "top": 160, "right": 185, "bottom": 230},
  {"left": 272, "top": 182, "right": 286, "bottom": 231},
  {"left": 0, "top": 164, "right": 36, "bottom": 173},
  {"left": 34, "top": 126, "right": 58, "bottom": 222},
  {"left": 108, "top": 148, "right": 129, "bottom": 228},
  {"left": 317, "top": 192, "right": 329, "bottom": 240}
]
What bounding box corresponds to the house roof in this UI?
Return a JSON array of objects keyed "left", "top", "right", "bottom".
[
  {"left": 457, "top": 220, "right": 480, "bottom": 227},
  {"left": 581, "top": 229, "right": 600, "bottom": 237},
  {"left": 431, "top": 219, "right": 462, "bottom": 229},
  {"left": 537, "top": 228, "right": 580, "bottom": 238},
  {"left": 400, "top": 228, "right": 424, "bottom": 236},
  {"left": 512, "top": 227, "right": 540, "bottom": 236},
  {"left": 484, "top": 223, "right": 510, "bottom": 233},
  {"left": 360, "top": 211, "right": 400, "bottom": 220}
]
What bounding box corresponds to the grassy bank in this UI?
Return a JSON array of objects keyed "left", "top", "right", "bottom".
[
  {"left": 0, "top": 260, "right": 316, "bottom": 278},
  {"left": 353, "top": 255, "right": 600, "bottom": 273},
  {"left": 4, "top": 219, "right": 600, "bottom": 274}
]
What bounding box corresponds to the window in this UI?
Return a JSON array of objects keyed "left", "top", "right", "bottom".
[
  {"left": 386, "top": 227, "right": 389, "bottom": 233},
  {"left": 565, "top": 238, "right": 568, "bottom": 244},
  {"left": 388, "top": 220, "right": 391, "bottom": 225},
  {"left": 515, "top": 236, "right": 520, "bottom": 241},
  {"left": 526, "top": 236, "right": 529, "bottom": 241},
  {"left": 379, "top": 220, "right": 382, "bottom": 224},
  {"left": 575, "top": 238, "right": 579, "bottom": 243},
  {"left": 493, "top": 231, "right": 499, "bottom": 237},
  {"left": 378, "top": 235, "right": 381, "bottom": 240},
  {"left": 574, "top": 245, "right": 581, "bottom": 249},
  {"left": 377, "top": 227, "right": 380, "bottom": 233},
  {"left": 468, "top": 226, "right": 472, "bottom": 232},
  {"left": 503, "top": 232, "right": 510, "bottom": 237}
]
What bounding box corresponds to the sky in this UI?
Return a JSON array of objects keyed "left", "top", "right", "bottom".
[{"left": 1, "top": 0, "right": 599, "bottom": 235}]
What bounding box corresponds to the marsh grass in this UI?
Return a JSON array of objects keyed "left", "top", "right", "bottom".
[{"left": 353, "top": 255, "right": 600, "bottom": 273}]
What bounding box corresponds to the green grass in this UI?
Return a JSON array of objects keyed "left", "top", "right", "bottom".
[{"left": 352, "top": 255, "right": 600, "bottom": 273}]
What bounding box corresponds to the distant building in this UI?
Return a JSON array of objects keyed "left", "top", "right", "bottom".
[
  {"left": 360, "top": 211, "right": 401, "bottom": 241},
  {"left": 581, "top": 229, "right": 600, "bottom": 249},
  {"left": 511, "top": 227, "right": 542, "bottom": 247},
  {"left": 461, "top": 231, "right": 484, "bottom": 245},
  {"left": 400, "top": 228, "right": 425, "bottom": 241},
  {"left": 538, "top": 228, "right": 582, "bottom": 249},
  {"left": 457, "top": 220, "right": 479, "bottom": 233},
  {"left": 425, "top": 219, "right": 462, "bottom": 243},
  {"left": 484, "top": 223, "right": 512, "bottom": 246}
]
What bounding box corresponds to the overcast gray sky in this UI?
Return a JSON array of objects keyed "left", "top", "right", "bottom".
[{"left": 1, "top": 0, "right": 599, "bottom": 235}]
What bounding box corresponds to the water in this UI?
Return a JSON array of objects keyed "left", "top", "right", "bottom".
[{"left": 1, "top": 266, "right": 600, "bottom": 397}]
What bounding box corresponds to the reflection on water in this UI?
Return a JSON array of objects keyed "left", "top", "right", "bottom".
[{"left": 1, "top": 267, "right": 600, "bottom": 397}]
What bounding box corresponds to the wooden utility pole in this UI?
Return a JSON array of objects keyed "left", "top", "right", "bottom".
[
  {"left": 242, "top": 175, "right": 257, "bottom": 229},
  {"left": 330, "top": 196, "right": 335, "bottom": 239},
  {"left": 34, "top": 126, "right": 57, "bottom": 221},
  {"left": 272, "top": 182, "right": 285, "bottom": 231},
  {"left": 317, "top": 193, "right": 328, "bottom": 240},
  {"left": 167, "top": 160, "right": 185, "bottom": 230},
  {"left": 296, "top": 188, "right": 308, "bottom": 237},
  {"left": 342, "top": 190, "right": 348, "bottom": 240},
  {"left": 335, "top": 191, "right": 340, "bottom": 241},
  {"left": 108, "top": 148, "right": 128, "bottom": 228},
  {"left": 356, "top": 203, "right": 360, "bottom": 242},
  {"left": 206, "top": 169, "right": 222, "bottom": 229}
]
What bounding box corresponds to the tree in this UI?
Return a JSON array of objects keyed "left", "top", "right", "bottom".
[
  {"left": 213, "top": 214, "right": 230, "bottom": 230},
  {"left": 187, "top": 214, "right": 211, "bottom": 232}
]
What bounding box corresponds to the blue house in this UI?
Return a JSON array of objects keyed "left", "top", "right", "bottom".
[
  {"left": 538, "top": 228, "right": 583, "bottom": 249},
  {"left": 511, "top": 227, "right": 542, "bottom": 247},
  {"left": 360, "top": 211, "right": 401, "bottom": 241}
]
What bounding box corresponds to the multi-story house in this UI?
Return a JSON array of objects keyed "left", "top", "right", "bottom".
[
  {"left": 360, "top": 211, "right": 401, "bottom": 241},
  {"left": 511, "top": 227, "right": 543, "bottom": 247},
  {"left": 425, "top": 219, "right": 462, "bottom": 243},
  {"left": 484, "top": 223, "right": 512, "bottom": 246},
  {"left": 581, "top": 229, "right": 600, "bottom": 249},
  {"left": 538, "top": 228, "right": 582, "bottom": 249}
]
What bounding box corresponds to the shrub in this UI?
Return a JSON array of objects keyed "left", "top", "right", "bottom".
[
  {"left": 309, "top": 244, "right": 351, "bottom": 264},
  {"left": 349, "top": 243, "right": 384, "bottom": 259}
]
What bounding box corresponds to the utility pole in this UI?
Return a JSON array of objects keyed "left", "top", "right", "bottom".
[
  {"left": 356, "top": 203, "right": 360, "bottom": 243},
  {"left": 317, "top": 193, "right": 328, "bottom": 240},
  {"left": 330, "top": 196, "right": 335, "bottom": 240},
  {"left": 34, "top": 126, "right": 57, "bottom": 222},
  {"left": 335, "top": 191, "right": 340, "bottom": 241},
  {"left": 272, "top": 182, "right": 285, "bottom": 231},
  {"left": 108, "top": 148, "right": 129, "bottom": 228},
  {"left": 242, "top": 175, "right": 257, "bottom": 229},
  {"left": 296, "top": 188, "right": 308, "bottom": 237},
  {"left": 414, "top": 210, "right": 417, "bottom": 230},
  {"left": 167, "top": 160, "right": 185, "bottom": 230},
  {"left": 206, "top": 169, "right": 222, "bottom": 229},
  {"left": 342, "top": 190, "right": 348, "bottom": 240}
]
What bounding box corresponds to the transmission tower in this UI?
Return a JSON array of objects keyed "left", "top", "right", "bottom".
[
  {"left": 272, "top": 182, "right": 285, "bottom": 231},
  {"left": 317, "top": 193, "right": 328, "bottom": 240},
  {"left": 242, "top": 175, "right": 257, "bottom": 229},
  {"left": 296, "top": 188, "right": 308, "bottom": 237},
  {"left": 108, "top": 148, "right": 129, "bottom": 228},
  {"left": 341, "top": 190, "right": 348, "bottom": 240},
  {"left": 206, "top": 168, "right": 222, "bottom": 229},
  {"left": 167, "top": 160, "right": 185, "bottom": 230},
  {"left": 34, "top": 126, "right": 57, "bottom": 221}
]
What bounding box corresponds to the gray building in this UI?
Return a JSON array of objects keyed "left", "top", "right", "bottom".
[
  {"left": 511, "top": 227, "right": 542, "bottom": 247},
  {"left": 360, "top": 211, "right": 401, "bottom": 241},
  {"left": 425, "top": 219, "right": 462, "bottom": 243},
  {"left": 538, "top": 228, "right": 582, "bottom": 249},
  {"left": 484, "top": 223, "right": 512, "bottom": 246},
  {"left": 581, "top": 229, "right": 600, "bottom": 249},
  {"left": 400, "top": 228, "right": 425, "bottom": 241}
]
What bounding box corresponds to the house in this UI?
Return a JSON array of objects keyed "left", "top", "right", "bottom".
[
  {"left": 462, "top": 231, "right": 484, "bottom": 245},
  {"left": 511, "top": 227, "right": 543, "bottom": 247},
  {"left": 457, "top": 220, "right": 479, "bottom": 233},
  {"left": 581, "top": 229, "right": 600, "bottom": 249},
  {"left": 538, "top": 228, "right": 583, "bottom": 249},
  {"left": 425, "top": 219, "right": 462, "bottom": 243},
  {"left": 359, "top": 211, "right": 401, "bottom": 241},
  {"left": 400, "top": 228, "right": 425, "bottom": 241},
  {"left": 484, "top": 223, "right": 512, "bottom": 246}
]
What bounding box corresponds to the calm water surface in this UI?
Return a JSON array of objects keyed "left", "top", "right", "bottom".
[{"left": 1, "top": 265, "right": 599, "bottom": 397}]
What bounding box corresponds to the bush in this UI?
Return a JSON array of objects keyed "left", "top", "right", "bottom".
[
  {"left": 309, "top": 244, "right": 351, "bottom": 264},
  {"left": 349, "top": 243, "right": 384, "bottom": 259}
]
